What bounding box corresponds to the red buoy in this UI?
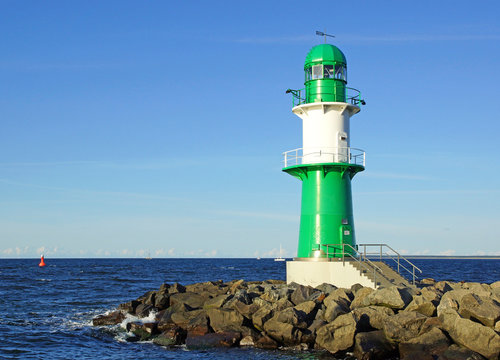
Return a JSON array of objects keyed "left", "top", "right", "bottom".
[{"left": 39, "top": 255, "right": 46, "bottom": 267}]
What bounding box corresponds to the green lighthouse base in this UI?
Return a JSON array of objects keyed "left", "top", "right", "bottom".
[{"left": 283, "top": 162, "right": 364, "bottom": 259}]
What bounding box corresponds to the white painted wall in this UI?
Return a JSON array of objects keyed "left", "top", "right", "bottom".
[
  {"left": 292, "top": 102, "right": 360, "bottom": 164},
  {"left": 286, "top": 260, "right": 376, "bottom": 289}
]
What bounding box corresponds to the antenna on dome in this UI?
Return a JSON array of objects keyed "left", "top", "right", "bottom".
[{"left": 315, "top": 30, "right": 335, "bottom": 43}]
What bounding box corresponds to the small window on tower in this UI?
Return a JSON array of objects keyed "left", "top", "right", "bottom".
[
  {"left": 305, "top": 68, "right": 312, "bottom": 81},
  {"left": 312, "top": 65, "right": 323, "bottom": 79},
  {"left": 335, "top": 65, "right": 347, "bottom": 81},
  {"left": 324, "top": 65, "right": 334, "bottom": 78}
]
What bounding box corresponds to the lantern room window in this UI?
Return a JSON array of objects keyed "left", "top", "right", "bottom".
[
  {"left": 324, "top": 65, "right": 334, "bottom": 78},
  {"left": 335, "top": 64, "right": 347, "bottom": 81},
  {"left": 312, "top": 65, "right": 323, "bottom": 79}
]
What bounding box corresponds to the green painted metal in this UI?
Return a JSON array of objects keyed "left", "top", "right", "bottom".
[
  {"left": 283, "top": 163, "right": 364, "bottom": 258},
  {"left": 304, "top": 44, "right": 347, "bottom": 103}
]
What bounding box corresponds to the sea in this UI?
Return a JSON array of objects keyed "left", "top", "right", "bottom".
[{"left": 1, "top": 258, "right": 498, "bottom": 359}]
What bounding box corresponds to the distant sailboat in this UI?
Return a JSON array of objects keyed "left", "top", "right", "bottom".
[
  {"left": 145, "top": 251, "right": 152, "bottom": 260},
  {"left": 274, "top": 244, "right": 285, "bottom": 262}
]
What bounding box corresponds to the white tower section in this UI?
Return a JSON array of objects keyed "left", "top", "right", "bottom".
[{"left": 292, "top": 102, "right": 360, "bottom": 164}]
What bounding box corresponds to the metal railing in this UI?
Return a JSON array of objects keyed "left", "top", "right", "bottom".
[
  {"left": 313, "top": 243, "right": 384, "bottom": 288},
  {"left": 286, "top": 87, "right": 364, "bottom": 107},
  {"left": 283, "top": 147, "right": 365, "bottom": 168},
  {"left": 357, "top": 243, "right": 423, "bottom": 285}
]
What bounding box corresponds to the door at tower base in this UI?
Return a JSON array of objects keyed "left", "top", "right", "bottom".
[
  {"left": 284, "top": 164, "right": 362, "bottom": 259},
  {"left": 286, "top": 261, "right": 376, "bottom": 289}
]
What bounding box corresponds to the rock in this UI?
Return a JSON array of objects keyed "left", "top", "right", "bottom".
[
  {"left": 138, "top": 290, "right": 156, "bottom": 307},
  {"left": 152, "top": 326, "right": 186, "bottom": 346},
  {"left": 155, "top": 290, "right": 170, "bottom": 310},
  {"left": 420, "top": 278, "right": 436, "bottom": 285},
  {"left": 168, "top": 282, "right": 186, "bottom": 294},
  {"left": 458, "top": 293, "right": 500, "bottom": 328},
  {"left": 203, "top": 294, "right": 232, "bottom": 310},
  {"left": 118, "top": 300, "right": 140, "bottom": 314},
  {"left": 315, "top": 313, "right": 357, "bottom": 354},
  {"left": 351, "top": 283, "right": 364, "bottom": 295},
  {"left": 229, "top": 279, "right": 246, "bottom": 294},
  {"left": 261, "top": 287, "right": 292, "bottom": 303},
  {"left": 252, "top": 304, "right": 274, "bottom": 331},
  {"left": 352, "top": 305, "right": 394, "bottom": 331},
  {"left": 439, "top": 308, "right": 500, "bottom": 360},
  {"left": 495, "top": 320, "right": 500, "bottom": 332},
  {"left": 420, "top": 287, "right": 442, "bottom": 304},
  {"left": 323, "top": 298, "right": 350, "bottom": 323},
  {"left": 365, "top": 286, "right": 413, "bottom": 310},
  {"left": 294, "top": 300, "right": 318, "bottom": 323},
  {"left": 433, "top": 281, "right": 455, "bottom": 293},
  {"left": 398, "top": 327, "right": 450, "bottom": 359},
  {"left": 405, "top": 295, "right": 437, "bottom": 317},
  {"left": 156, "top": 303, "right": 189, "bottom": 331},
  {"left": 418, "top": 316, "right": 444, "bottom": 336},
  {"left": 229, "top": 299, "right": 260, "bottom": 318},
  {"left": 186, "top": 311, "right": 210, "bottom": 336},
  {"left": 353, "top": 330, "right": 396, "bottom": 360},
  {"left": 207, "top": 308, "right": 245, "bottom": 333},
  {"left": 263, "top": 319, "right": 301, "bottom": 345},
  {"left": 126, "top": 322, "right": 158, "bottom": 341},
  {"left": 170, "top": 309, "right": 206, "bottom": 328},
  {"left": 169, "top": 292, "right": 206, "bottom": 309},
  {"left": 315, "top": 283, "right": 337, "bottom": 294},
  {"left": 272, "top": 307, "right": 308, "bottom": 329},
  {"left": 239, "top": 335, "right": 255, "bottom": 346},
  {"left": 185, "top": 332, "right": 241, "bottom": 349},
  {"left": 272, "top": 297, "right": 294, "bottom": 311},
  {"left": 92, "top": 311, "right": 125, "bottom": 326},
  {"left": 439, "top": 344, "right": 486, "bottom": 360},
  {"left": 254, "top": 333, "right": 279, "bottom": 349},
  {"left": 290, "top": 285, "right": 316, "bottom": 305},
  {"left": 383, "top": 311, "right": 428, "bottom": 343},
  {"left": 350, "top": 287, "right": 374, "bottom": 309},
  {"left": 324, "top": 288, "right": 353, "bottom": 305},
  {"left": 135, "top": 303, "right": 154, "bottom": 318}
]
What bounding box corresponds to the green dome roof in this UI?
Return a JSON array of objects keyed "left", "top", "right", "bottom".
[{"left": 304, "top": 44, "right": 347, "bottom": 69}]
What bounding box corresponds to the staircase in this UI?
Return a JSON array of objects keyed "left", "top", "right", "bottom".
[
  {"left": 322, "top": 243, "right": 423, "bottom": 289},
  {"left": 350, "top": 260, "right": 412, "bottom": 288}
]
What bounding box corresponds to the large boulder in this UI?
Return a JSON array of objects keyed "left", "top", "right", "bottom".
[
  {"left": 170, "top": 309, "right": 206, "bottom": 329},
  {"left": 458, "top": 293, "right": 500, "bottom": 328},
  {"left": 251, "top": 304, "right": 274, "bottom": 331},
  {"left": 263, "top": 319, "right": 301, "bottom": 346},
  {"left": 185, "top": 332, "right": 241, "bottom": 349},
  {"left": 272, "top": 307, "right": 308, "bottom": 329},
  {"left": 92, "top": 311, "right": 125, "bottom": 326},
  {"left": 398, "top": 327, "right": 450, "bottom": 359},
  {"left": 352, "top": 305, "right": 394, "bottom": 331},
  {"left": 439, "top": 344, "right": 487, "bottom": 360},
  {"left": 203, "top": 294, "right": 232, "bottom": 310},
  {"left": 404, "top": 295, "right": 436, "bottom": 317},
  {"left": 126, "top": 322, "right": 158, "bottom": 341},
  {"left": 365, "top": 286, "right": 413, "bottom": 310},
  {"left": 290, "top": 285, "right": 316, "bottom": 305},
  {"left": 118, "top": 300, "right": 140, "bottom": 314},
  {"left": 350, "top": 287, "right": 374, "bottom": 309},
  {"left": 383, "top": 311, "right": 428, "bottom": 343},
  {"left": 169, "top": 292, "right": 206, "bottom": 310},
  {"left": 315, "top": 313, "right": 357, "bottom": 354},
  {"left": 294, "top": 300, "right": 318, "bottom": 324},
  {"left": 322, "top": 298, "right": 350, "bottom": 323},
  {"left": 353, "top": 330, "right": 396, "bottom": 360},
  {"left": 439, "top": 308, "right": 500, "bottom": 360},
  {"left": 152, "top": 326, "right": 186, "bottom": 346},
  {"left": 207, "top": 308, "right": 245, "bottom": 333}
]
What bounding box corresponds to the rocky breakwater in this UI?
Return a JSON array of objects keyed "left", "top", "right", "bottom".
[{"left": 93, "top": 279, "right": 500, "bottom": 359}]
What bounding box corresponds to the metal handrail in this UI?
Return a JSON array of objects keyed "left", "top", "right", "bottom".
[
  {"left": 358, "top": 243, "right": 423, "bottom": 285},
  {"left": 286, "top": 87, "right": 364, "bottom": 107},
  {"left": 282, "top": 147, "right": 365, "bottom": 168},
  {"left": 314, "top": 243, "right": 385, "bottom": 288}
]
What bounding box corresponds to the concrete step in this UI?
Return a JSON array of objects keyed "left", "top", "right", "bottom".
[{"left": 350, "top": 260, "right": 412, "bottom": 288}]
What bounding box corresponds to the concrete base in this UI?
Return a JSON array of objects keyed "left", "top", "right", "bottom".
[{"left": 286, "top": 260, "right": 376, "bottom": 289}]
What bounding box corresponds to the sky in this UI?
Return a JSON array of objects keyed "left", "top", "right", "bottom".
[{"left": 1, "top": 1, "right": 499, "bottom": 258}]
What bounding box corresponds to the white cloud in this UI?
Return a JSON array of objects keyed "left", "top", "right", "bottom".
[
  {"left": 2, "top": 248, "right": 13, "bottom": 255},
  {"left": 440, "top": 249, "right": 456, "bottom": 256}
]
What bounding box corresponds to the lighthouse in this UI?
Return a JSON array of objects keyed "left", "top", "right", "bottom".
[{"left": 284, "top": 42, "right": 369, "bottom": 287}]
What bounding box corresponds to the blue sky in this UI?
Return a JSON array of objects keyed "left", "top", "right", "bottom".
[{"left": 1, "top": 1, "right": 499, "bottom": 258}]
